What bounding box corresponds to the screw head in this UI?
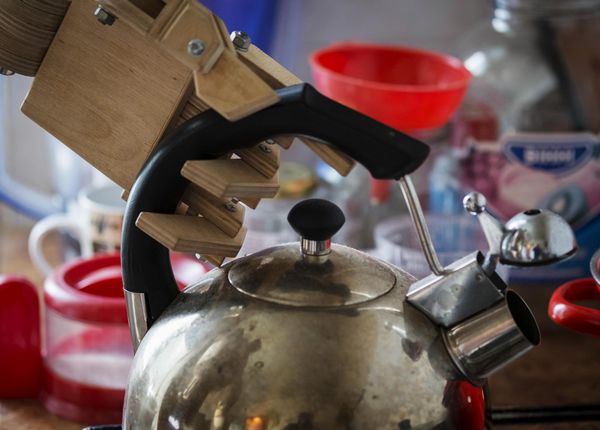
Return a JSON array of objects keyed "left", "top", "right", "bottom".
[
  {"left": 258, "top": 143, "right": 272, "bottom": 153},
  {"left": 187, "top": 39, "right": 206, "bottom": 57},
  {"left": 0, "top": 67, "right": 15, "bottom": 76},
  {"left": 94, "top": 6, "right": 116, "bottom": 26},
  {"left": 230, "top": 31, "right": 251, "bottom": 51},
  {"left": 194, "top": 253, "right": 208, "bottom": 263},
  {"left": 224, "top": 201, "right": 238, "bottom": 213},
  {"left": 463, "top": 192, "right": 487, "bottom": 215}
]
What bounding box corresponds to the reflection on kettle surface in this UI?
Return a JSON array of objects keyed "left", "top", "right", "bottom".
[
  {"left": 117, "top": 85, "right": 576, "bottom": 428},
  {"left": 124, "top": 253, "right": 485, "bottom": 430}
]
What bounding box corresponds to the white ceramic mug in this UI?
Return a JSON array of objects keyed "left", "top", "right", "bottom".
[{"left": 28, "top": 183, "right": 126, "bottom": 275}]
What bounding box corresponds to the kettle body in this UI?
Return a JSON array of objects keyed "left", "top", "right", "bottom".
[
  {"left": 118, "top": 84, "right": 565, "bottom": 430},
  {"left": 124, "top": 245, "right": 487, "bottom": 430}
]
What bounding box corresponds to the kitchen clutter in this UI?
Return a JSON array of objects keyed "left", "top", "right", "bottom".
[
  {"left": 0, "top": 0, "right": 598, "bottom": 428},
  {"left": 117, "top": 85, "right": 571, "bottom": 428},
  {"left": 455, "top": 0, "right": 600, "bottom": 283},
  {"left": 0, "top": 253, "right": 207, "bottom": 423}
]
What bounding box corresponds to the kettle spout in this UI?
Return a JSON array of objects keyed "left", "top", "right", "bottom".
[{"left": 443, "top": 290, "right": 540, "bottom": 383}]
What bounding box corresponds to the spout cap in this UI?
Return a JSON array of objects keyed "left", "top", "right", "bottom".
[{"left": 501, "top": 209, "right": 577, "bottom": 266}]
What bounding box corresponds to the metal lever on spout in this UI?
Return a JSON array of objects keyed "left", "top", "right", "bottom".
[
  {"left": 463, "top": 191, "right": 577, "bottom": 269},
  {"left": 397, "top": 176, "right": 446, "bottom": 276},
  {"left": 462, "top": 192, "right": 504, "bottom": 274}
]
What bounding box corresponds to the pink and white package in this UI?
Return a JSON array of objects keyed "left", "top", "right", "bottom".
[{"left": 457, "top": 129, "right": 600, "bottom": 283}]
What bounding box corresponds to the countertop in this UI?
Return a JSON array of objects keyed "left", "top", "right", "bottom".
[{"left": 1, "top": 204, "right": 599, "bottom": 430}]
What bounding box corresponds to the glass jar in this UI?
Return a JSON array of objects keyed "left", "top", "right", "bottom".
[
  {"left": 458, "top": 0, "right": 600, "bottom": 133},
  {"left": 455, "top": 0, "right": 600, "bottom": 283}
]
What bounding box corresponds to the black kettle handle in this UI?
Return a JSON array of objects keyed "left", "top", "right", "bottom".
[{"left": 122, "top": 83, "right": 429, "bottom": 324}]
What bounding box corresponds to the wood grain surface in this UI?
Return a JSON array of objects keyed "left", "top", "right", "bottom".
[
  {"left": 181, "top": 159, "right": 279, "bottom": 199},
  {"left": 0, "top": 0, "right": 69, "bottom": 75},
  {"left": 181, "top": 185, "right": 245, "bottom": 238},
  {"left": 21, "top": 0, "right": 193, "bottom": 191},
  {"left": 136, "top": 212, "right": 246, "bottom": 255}
]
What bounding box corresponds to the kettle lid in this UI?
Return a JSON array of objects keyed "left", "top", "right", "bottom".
[{"left": 228, "top": 199, "right": 396, "bottom": 307}]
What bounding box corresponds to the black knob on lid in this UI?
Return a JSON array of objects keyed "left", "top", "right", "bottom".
[{"left": 287, "top": 199, "right": 345, "bottom": 241}]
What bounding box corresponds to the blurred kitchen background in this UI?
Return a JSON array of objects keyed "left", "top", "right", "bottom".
[{"left": 2, "top": 0, "right": 600, "bottom": 427}]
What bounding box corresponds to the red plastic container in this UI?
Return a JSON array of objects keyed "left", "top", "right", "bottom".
[
  {"left": 0, "top": 276, "right": 41, "bottom": 398},
  {"left": 310, "top": 42, "right": 471, "bottom": 131},
  {"left": 40, "top": 252, "right": 207, "bottom": 424},
  {"left": 549, "top": 249, "right": 600, "bottom": 337}
]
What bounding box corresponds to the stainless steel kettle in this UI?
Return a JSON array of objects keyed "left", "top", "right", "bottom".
[{"left": 120, "top": 84, "right": 576, "bottom": 429}]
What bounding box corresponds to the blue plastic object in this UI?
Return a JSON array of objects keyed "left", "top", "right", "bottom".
[{"left": 200, "top": 0, "right": 278, "bottom": 53}]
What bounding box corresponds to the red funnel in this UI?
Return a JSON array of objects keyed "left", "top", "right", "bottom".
[{"left": 310, "top": 43, "right": 471, "bottom": 131}]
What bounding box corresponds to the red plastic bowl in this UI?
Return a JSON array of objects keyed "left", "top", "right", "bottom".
[
  {"left": 549, "top": 249, "right": 600, "bottom": 337},
  {"left": 310, "top": 42, "right": 471, "bottom": 131}
]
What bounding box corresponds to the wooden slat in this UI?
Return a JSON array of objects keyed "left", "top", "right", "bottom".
[
  {"left": 238, "top": 43, "right": 300, "bottom": 88},
  {"left": 201, "top": 254, "right": 226, "bottom": 267},
  {"left": 213, "top": 13, "right": 235, "bottom": 52},
  {"left": 236, "top": 142, "right": 280, "bottom": 178},
  {"left": 271, "top": 136, "right": 294, "bottom": 149},
  {"left": 239, "top": 197, "right": 261, "bottom": 209},
  {"left": 302, "top": 138, "right": 355, "bottom": 177},
  {"left": 181, "top": 185, "right": 244, "bottom": 237},
  {"left": 148, "top": 0, "right": 185, "bottom": 37},
  {"left": 304, "top": 140, "right": 355, "bottom": 176},
  {"left": 238, "top": 45, "right": 355, "bottom": 176},
  {"left": 136, "top": 212, "right": 245, "bottom": 255},
  {"left": 188, "top": 94, "right": 210, "bottom": 111},
  {"left": 193, "top": 49, "right": 279, "bottom": 121},
  {"left": 99, "top": 0, "right": 153, "bottom": 34},
  {"left": 181, "top": 159, "right": 279, "bottom": 198},
  {"left": 129, "top": 0, "right": 165, "bottom": 19}
]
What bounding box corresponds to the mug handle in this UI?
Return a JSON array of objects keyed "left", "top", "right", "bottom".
[
  {"left": 28, "top": 214, "right": 83, "bottom": 276},
  {"left": 548, "top": 278, "right": 600, "bottom": 337}
]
